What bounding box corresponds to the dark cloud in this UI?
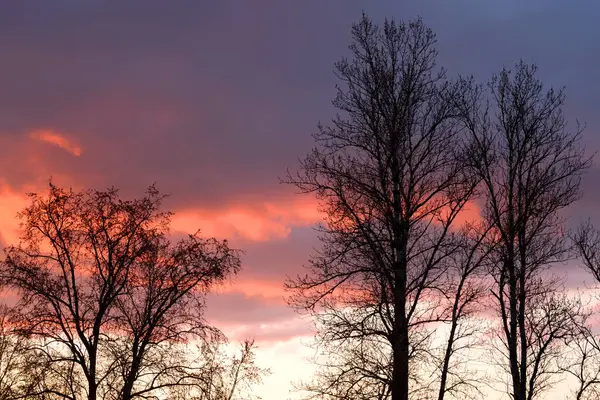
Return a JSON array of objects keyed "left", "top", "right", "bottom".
[{"left": 235, "top": 226, "right": 319, "bottom": 279}]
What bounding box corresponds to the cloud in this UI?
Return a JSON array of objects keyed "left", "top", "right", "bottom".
[
  {"left": 170, "top": 198, "right": 321, "bottom": 242},
  {"left": 246, "top": 335, "right": 317, "bottom": 400},
  {"left": 204, "top": 291, "right": 292, "bottom": 327},
  {"left": 29, "top": 129, "right": 83, "bottom": 156},
  {"left": 0, "top": 183, "right": 32, "bottom": 247},
  {"left": 215, "top": 278, "right": 287, "bottom": 302},
  {"left": 225, "top": 316, "right": 314, "bottom": 344}
]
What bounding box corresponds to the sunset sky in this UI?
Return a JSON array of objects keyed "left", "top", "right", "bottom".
[{"left": 1, "top": 1, "right": 600, "bottom": 399}]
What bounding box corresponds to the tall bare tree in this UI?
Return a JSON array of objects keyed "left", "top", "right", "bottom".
[
  {"left": 285, "top": 14, "right": 483, "bottom": 400},
  {"left": 0, "top": 184, "right": 242, "bottom": 400},
  {"left": 460, "top": 61, "right": 592, "bottom": 400}
]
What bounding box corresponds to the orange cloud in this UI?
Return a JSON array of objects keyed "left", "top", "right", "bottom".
[
  {"left": 0, "top": 184, "right": 30, "bottom": 247},
  {"left": 171, "top": 198, "right": 322, "bottom": 242},
  {"left": 0, "top": 180, "right": 85, "bottom": 250},
  {"left": 452, "top": 199, "right": 482, "bottom": 227},
  {"left": 29, "top": 129, "right": 83, "bottom": 156},
  {"left": 169, "top": 196, "right": 482, "bottom": 243}
]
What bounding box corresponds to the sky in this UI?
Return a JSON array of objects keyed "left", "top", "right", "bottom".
[{"left": 0, "top": 1, "right": 599, "bottom": 399}]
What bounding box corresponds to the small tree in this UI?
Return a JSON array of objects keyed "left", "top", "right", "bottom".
[{"left": 0, "top": 184, "right": 242, "bottom": 400}]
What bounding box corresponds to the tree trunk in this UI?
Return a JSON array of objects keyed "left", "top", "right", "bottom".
[
  {"left": 88, "top": 351, "right": 97, "bottom": 400},
  {"left": 519, "top": 245, "right": 529, "bottom": 400},
  {"left": 508, "top": 263, "right": 523, "bottom": 400},
  {"left": 392, "top": 165, "right": 409, "bottom": 400},
  {"left": 438, "top": 277, "right": 466, "bottom": 400},
  {"left": 392, "top": 273, "right": 409, "bottom": 400},
  {"left": 122, "top": 358, "right": 141, "bottom": 400},
  {"left": 88, "top": 383, "right": 97, "bottom": 400},
  {"left": 438, "top": 326, "right": 454, "bottom": 400}
]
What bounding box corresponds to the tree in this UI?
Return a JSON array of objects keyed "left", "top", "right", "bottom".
[
  {"left": 568, "top": 221, "right": 600, "bottom": 400},
  {"left": 460, "top": 61, "right": 592, "bottom": 400},
  {"left": 295, "top": 223, "right": 492, "bottom": 400},
  {"left": 429, "top": 223, "right": 493, "bottom": 400},
  {"left": 558, "top": 320, "right": 600, "bottom": 400},
  {"left": 0, "top": 305, "right": 40, "bottom": 399},
  {"left": 192, "top": 339, "right": 269, "bottom": 400},
  {"left": 285, "top": 14, "right": 483, "bottom": 400},
  {"left": 0, "top": 184, "right": 242, "bottom": 400},
  {"left": 573, "top": 220, "right": 600, "bottom": 284}
]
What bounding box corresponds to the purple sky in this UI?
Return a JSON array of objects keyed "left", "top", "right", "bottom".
[{"left": 0, "top": 1, "right": 598, "bottom": 398}]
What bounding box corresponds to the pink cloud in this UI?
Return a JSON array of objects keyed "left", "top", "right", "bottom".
[
  {"left": 0, "top": 183, "right": 32, "bottom": 247},
  {"left": 170, "top": 198, "right": 322, "bottom": 242},
  {"left": 215, "top": 277, "right": 287, "bottom": 302},
  {"left": 29, "top": 129, "right": 83, "bottom": 156}
]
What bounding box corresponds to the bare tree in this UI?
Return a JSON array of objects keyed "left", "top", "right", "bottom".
[
  {"left": 573, "top": 220, "right": 600, "bottom": 283},
  {"left": 207, "top": 339, "right": 269, "bottom": 400},
  {"left": 298, "top": 324, "right": 393, "bottom": 400},
  {"left": 559, "top": 321, "right": 600, "bottom": 400},
  {"left": 0, "top": 311, "right": 22, "bottom": 399},
  {"left": 430, "top": 223, "right": 493, "bottom": 400},
  {"left": 567, "top": 221, "right": 600, "bottom": 399},
  {"left": 526, "top": 289, "right": 586, "bottom": 397},
  {"left": 0, "top": 305, "right": 39, "bottom": 400},
  {"left": 0, "top": 184, "right": 241, "bottom": 400},
  {"left": 155, "top": 338, "right": 269, "bottom": 400},
  {"left": 285, "top": 14, "right": 484, "bottom": 400},
  {"left": 460, "top": 61, "right": 592, "bottom": 400},
  {"left": 298, "top": 223, "right": 491, "bottom": 400}
]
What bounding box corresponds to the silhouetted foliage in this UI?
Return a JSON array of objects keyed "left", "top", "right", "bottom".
[
  {"left": 0, "top": 184, "right": 254, "bottom": 400},
  {"left": 0, "top": 306, "right": 42, "bottom": 399},
  {"left": 285, "top": 12, "right": 596, "bottom": 400},
  {"left": 285, "top": 13, "right": 486, "bottom": 400},
  {"left": 569, "top": 222, "right": 600, "bottom": 399},
  {"left": 460, "top": 61, "right": 592, "bottom": 400}
]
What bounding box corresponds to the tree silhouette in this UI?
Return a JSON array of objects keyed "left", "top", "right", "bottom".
[
  {"left": 460, "top": 61, "right": 591, "bottom": 400},
  {"left": 567, "top": 221, "right": 600, "bottom": 400},
  {"left": 285, "top": 14, "right": 484, "bottom": 400},
  {"left": 0, "top": 184, "right": 243, "bottom": 400}
]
